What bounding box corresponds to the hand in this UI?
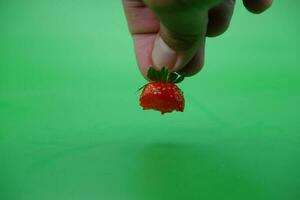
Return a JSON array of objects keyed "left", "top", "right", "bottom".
[{"left": 122, "top": 0, "right": 272, "bottom": 78}]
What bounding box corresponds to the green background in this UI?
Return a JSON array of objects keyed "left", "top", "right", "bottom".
[{"left": 1, "top": 1, "right": 299, "bottom": 200}]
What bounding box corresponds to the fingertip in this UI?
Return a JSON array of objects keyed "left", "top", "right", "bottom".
[
  {"left": 178, "top": 47, "right": 205, "bottom": 77},
  {"left": 152, "top": 35, "right": 178, "bottom": 71},
  {"left": 139, "top": 65, "right": 149, "bottom": 80},
  {"left": 206, "top": 12, "right": 231, "bottom": 37},
  {"left": 243, "top": 0, "right": 273, "bottom": 14},
  {"left": 133, "top": 34, "right": 157, "bottom": 80},
  {"left": 206, "top": 0, "right": 235, "bottom": 37}
]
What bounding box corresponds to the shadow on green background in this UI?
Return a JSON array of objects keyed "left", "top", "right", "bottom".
[
  {"left": 139, "top": 143, "right": 260, "bottom": 200},
  {"left": 1, "top": 0, "right": 300, "bottom": 200}
]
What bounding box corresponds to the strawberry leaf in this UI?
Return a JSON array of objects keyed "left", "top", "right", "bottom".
[
  {"left": 157, "top": 67, "right": 163, "bottom": 81},
  {"left": 137, "top": 84, "right": 148, "bottom": 92},
  {"left": 161, "top": 67, "right": 169, "bottom": 82},
  {"left": 146, "top": 66, "right": 185, "bottom": 83},
  {"left": 168, "top": 72, "right": 179, "bottom": 83},
  {"left": 173, "top": 74, "right": 185, "bottom": 84},
  {"left": 147, "top": 67, "right": 158, "bottom": 81}
]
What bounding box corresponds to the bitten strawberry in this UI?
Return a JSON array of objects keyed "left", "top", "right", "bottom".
[{"left": 139, "top": 67, "right": 185, "bottom": 114}]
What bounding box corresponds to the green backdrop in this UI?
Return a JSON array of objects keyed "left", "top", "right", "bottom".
[{"left": 1, "top": 1, "right": 300, "bottom": 200}]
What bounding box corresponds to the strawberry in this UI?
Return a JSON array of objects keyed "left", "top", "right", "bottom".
[{"left": 139, "top": 67, "right": 185, "bottom": 114}]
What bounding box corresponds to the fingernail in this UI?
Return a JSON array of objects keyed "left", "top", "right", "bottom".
[
  {"left": 173, "top": 56, "right": 185, "bottom": 72},
  {"left": 152, "top": 36, "right": 177, "bottom": 70}
]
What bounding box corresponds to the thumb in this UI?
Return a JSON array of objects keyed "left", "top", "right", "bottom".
[
  {"left": 152, "top": 22, "right": 207, "bottom": 73},
  {"left": 146, "top": 1, "right": 209, "bottom": 72}
]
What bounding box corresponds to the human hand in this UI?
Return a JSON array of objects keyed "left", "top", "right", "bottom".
[{"left": 123, "top": 0, "right": 272, "bottom": 78}]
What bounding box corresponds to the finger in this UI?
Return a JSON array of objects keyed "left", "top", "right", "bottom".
[
  {"left": 144, "top": 0, "right": 209, "bottom": 72},
  {"left": 206, "top": 0, "right": 236, "bottom": 37},
  {"left": 133, "top": 34, "right": 157, "bottom": 78},
  {"left": 243, "top": 0, "right": 273, "bottom": 14},
  {"left": 178, "top": 42, "right": 205, "bottom": 77},
  {"left": 122, "top": 0, "right": 159, "bottom": 78},
  {"left": 122, "top": 0, "right": 159, "bottom": 34}
]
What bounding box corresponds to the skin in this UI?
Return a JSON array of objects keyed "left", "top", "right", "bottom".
[{"left": 122, "top": 0, "right": 273, "bottom": 78}]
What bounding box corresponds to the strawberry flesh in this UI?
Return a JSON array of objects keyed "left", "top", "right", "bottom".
[{"left": 140, "top": 82, "right": 184, "bottom": 114}]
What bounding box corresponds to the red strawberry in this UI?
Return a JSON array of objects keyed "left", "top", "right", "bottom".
[{"left": 139, "top": 67, "right": 185, "bottom": 114}]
